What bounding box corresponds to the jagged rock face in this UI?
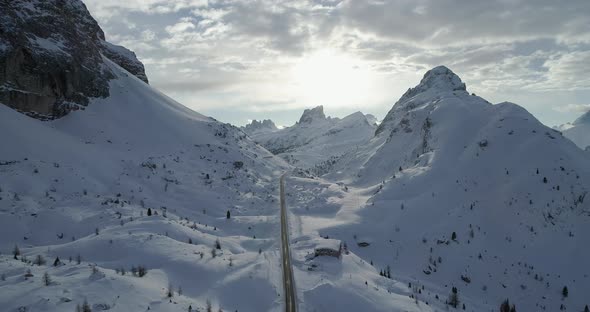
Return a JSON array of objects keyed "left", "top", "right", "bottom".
[
  {"left": 101, "top": 41, "right": 149, "bottom": 84},
  {"left": 365, "top": 114, "right": 378, "bottom": 125},
  {"left": 298, "top": 105, "right": 327, "bottom": 124},
  {"left": 375, "top": 66, "right": 467, "bottom": 135},
  {"left": 242, "top": 119, "right": 278, "bottom": 135},
  {"left": 0, "top": 0, "right": 148, "bottom": 119}
]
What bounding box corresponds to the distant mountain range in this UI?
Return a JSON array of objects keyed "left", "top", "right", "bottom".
[{"left": 242, "top": 105, "right": 378, "bottom": 171}]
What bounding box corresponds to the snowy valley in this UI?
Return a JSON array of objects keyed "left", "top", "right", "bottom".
[{"left": 1, "top": 1, "right": 590, "bottom": 312}]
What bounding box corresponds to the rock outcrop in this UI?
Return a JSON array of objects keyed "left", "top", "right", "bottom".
[
  {"left": 298, "top": 106, "right": 327, "bottom": 124},
  {"left": 0, "top": 0, "right": 148, "bottom": 120},
  {"left": 242, "top": 119, "right": 278, "bottom": 135},
  {"left": 375, "top": 66, "right": 467, "bottom": 135}
]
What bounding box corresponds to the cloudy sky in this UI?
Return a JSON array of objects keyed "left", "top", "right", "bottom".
[{"left": 84, "top": 0, "right": 590, "bottom": 127}]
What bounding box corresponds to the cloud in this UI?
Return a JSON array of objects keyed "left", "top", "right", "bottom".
[
  {"left": 336, "top": 0, "right": 590, "bottom": 47},
  {"left": 553, "top": 104, "right": 590, "bottom": 113},
  {"left": 83, "top": 0, "right": 590, "bottom": 126}
]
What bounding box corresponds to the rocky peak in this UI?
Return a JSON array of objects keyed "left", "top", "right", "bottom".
[
  {"left": 397, "top": 66, "right": 466, "bottom": 103},
  {"left": 242, "top": 119, "right": 278, "bottom": 134},
  {"left": 375, "top": 66, "right": 467, "bottom": 136},
  {"left": 0, "top": 0, "right": 148, "bottom": 120},
  {"left": 417, "top": 66, "right": 465, "bottom": 92},
  {"left": 365, "top": 114, "right": 378, "bottom": 125},
  {"left": 298, "top": 106, "right": 327, "bottom": 124}
]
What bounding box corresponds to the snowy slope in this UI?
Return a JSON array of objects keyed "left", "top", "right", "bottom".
[
  {"left": 251, "top": 106, "right": 376, "bottom": 171},
  {"left": 557, "top": 111, "right": 590, "bottom": 150},
  {"left": 296, "top": 66, "right": 590, "bottom": 311},
  {"left": 0, "top": 59, "right": 294, "bottom": 312}
]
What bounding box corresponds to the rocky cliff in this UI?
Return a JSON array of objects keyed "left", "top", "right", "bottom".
[{"left": 0, "top": 0, "right": 148, "bottom": 119}]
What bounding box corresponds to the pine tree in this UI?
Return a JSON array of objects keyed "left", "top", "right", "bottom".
[
  {"left": 43, "top": 272, "right": 52, "bottom": 286},
  {"left": 510, "top": 305, "right": 516, "bottom": 312},
  {"left": 215, "top": 239, "right": 221, "bottom": 250},
  {"left": 138, "top": 265, "right": 147, "bottom": 277},
  {"left": 34, "top": 254, "right": 46, "bottom": 266},
  {"left": 448, "top": 287, "right": 459, "bottom": 308},
  {"left": 500, "top": 299, "right": 510, "bottom": 312},
  {"left": 147, "top": 208, "right": 152, "bottom": 216},
  {"left": 12, "top": 244, "right": 20, "bottom": 259},
  {"left": 562, "top": 286, "right": 568, "bottom": 298},
  {"left": 584, "top": 305, "right": 589, "bottom": 312},
  {"left": 167, "top": 283, "right": 174, "bottom": 298},
  {"left": 543, "top": 177, "right": 548, "bottom": 183},
  {"left": 53, "top": 256, "right": 61, "bottom": 267},
  {"left": 226, "top": 210, "right": 230, "bottom": 219},
  {"left": 451, "top": 232, "right": 457, "bottom": 240},
  {"left": 81, "top": 300, "right": 92, "bottom": 312}
]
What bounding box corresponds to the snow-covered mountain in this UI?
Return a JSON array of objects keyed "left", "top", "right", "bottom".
[
  {"left": 2, "top": 1, "right": 589, "bottom": 310},
  {"left": 299, "top": 66, "right": 590, "bottom": 311},
  {"left": 556, "top": 111, "right": 590, "bottom": 150},
  {"left": 250, "top": 106, "right": 377, "bottom": 171},
  {"left": 241, "top": 119, "right": 279, "bottom": 135}
]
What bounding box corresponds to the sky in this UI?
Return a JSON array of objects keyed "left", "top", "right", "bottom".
[{"left": 84, "top": 0, "right": 590, "bottom": 128}]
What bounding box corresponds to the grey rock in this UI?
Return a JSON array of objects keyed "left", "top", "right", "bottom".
[
  {"left": 0, "top": 0, "right": 148, "bottom": 120},
  {"left": 298, "top": 106, "right": 326, "bottom": 124}
]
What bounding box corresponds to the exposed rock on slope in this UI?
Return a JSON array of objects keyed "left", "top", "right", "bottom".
[
  {"left": 0, "top": 0, "right": 148, "bottom": 119},
  {"left": 298, "top": 105, "right": 328, "bottom": 124},
  {"left": 241, "top": 119, "right": 278, "bottom": 135}
]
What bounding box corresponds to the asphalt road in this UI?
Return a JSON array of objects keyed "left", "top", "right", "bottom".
[{"left": 280, "top": 173, "right": 297, "bottom": 312}]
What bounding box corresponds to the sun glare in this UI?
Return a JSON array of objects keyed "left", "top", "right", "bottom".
[{"left": 289, "top": 50, "right": 375, "bottom": 108}]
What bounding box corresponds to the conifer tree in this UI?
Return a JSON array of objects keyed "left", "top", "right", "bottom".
[
  {"left": 13, "top": 244, "right": 20, "bottom": 259},
  {"left": 43, "top": 272, "right": 52, "bottom": 286}
]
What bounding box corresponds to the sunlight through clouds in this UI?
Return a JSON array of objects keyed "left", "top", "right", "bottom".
[{"left": 83, "top": 0, "right": 590, "bottom": 127}]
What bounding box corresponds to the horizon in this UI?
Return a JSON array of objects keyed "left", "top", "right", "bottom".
[{"left": 83, "top": 0, "right": 590, "bottom": 128}]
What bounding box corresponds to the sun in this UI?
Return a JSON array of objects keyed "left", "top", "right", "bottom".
[{"left": 289, "top": 50, "right": 375, "bottom": 108}]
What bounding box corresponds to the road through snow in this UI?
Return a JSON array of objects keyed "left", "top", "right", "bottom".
[{"left": 280, "top": 173, "right": 297, "bottom": 312}]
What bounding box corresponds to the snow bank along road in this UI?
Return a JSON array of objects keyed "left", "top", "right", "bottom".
[{"left": 280, "top": 173, "right": 297, "bottom": 312}]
